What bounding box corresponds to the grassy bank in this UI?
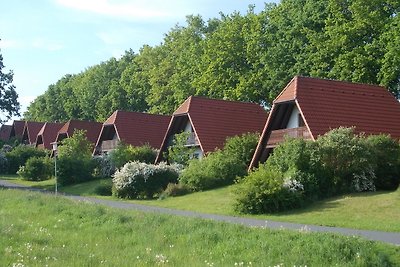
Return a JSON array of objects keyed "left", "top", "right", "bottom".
[
  {"left": 2, "top": 175, "right": 399, "bottom": 232},
  {"left": 1, "top": 188, "right": 399, "bottom": 266}
]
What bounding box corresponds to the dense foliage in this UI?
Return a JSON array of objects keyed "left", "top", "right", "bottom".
[
  {"left": 235, "top": 128, "right": 400, "bottom": 213},
  {"left": 24, "top": 0, "right": 400, "bottom": 121},
  {"left": 0, "top": 46, "right": 20, "bottom": 122},
  {"left": 112, "top": 161, "right": 180, "bottom": 199},
  {"left": 17, "top": 156, "right": 53, "bottom": 181},
  {"left": 5, "top": 145, "right": 48, "bottom": 174},
  {"left": 56, "top": 130, "right": 95, "bottom": 186},
  {"left": 179, "top": 133, "right": 259, "bottom": 191},
  {"left": 109, "top": 143, "right": 157, "bottom": 169}
]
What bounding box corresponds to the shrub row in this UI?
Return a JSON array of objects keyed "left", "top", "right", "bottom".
[
  {"left": 235, "top": 127, "right": 400, "bottom": 214},
  {"left": 179, "top": 133, "right": 259, "bottom": 191}
]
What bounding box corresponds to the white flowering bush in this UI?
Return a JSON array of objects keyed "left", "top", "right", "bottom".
[{"left": 112, "top": 161, "right": 180, "bottom": 199}]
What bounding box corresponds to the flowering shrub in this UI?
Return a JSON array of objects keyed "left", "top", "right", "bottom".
[
  {"left": 92, "top": 155, "right": 115, "bottom": 178},
  {"left": 112, "top": 161, "right": 180, "bottom": 199}
]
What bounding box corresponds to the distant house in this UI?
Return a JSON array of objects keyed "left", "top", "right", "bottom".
[
  {"left": 35, "top": 122, "right": 64, "bottom": 150},
  {"left": 21, "top": 121, "right": 45, "bottom": 145},
  {"left": 9, "top": 120, "right": 26, "bottom": 141},
  {"left": 249, "top": 76, "right": 400, "bottom": 169},
  {"left": 0, "top": 124, "right": 12, "bottom": 142},
  {"left": 56, "top": 119, "right": 102, "bottom": 145},
  {"left": 155, "top": 96, "right": 268, "bottom": 163},
  {"left": 94, "top": 110, "right": 170, "bottom": 155}
]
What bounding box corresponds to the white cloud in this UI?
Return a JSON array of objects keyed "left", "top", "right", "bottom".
[
  {"left": 55, "top": 0, "right": 190, "bottom": 21},
  {"left": 0, "top": 39, "right": 21, "bottom": 49},
  {"left": 32, "top": 38, "right": 64, "bottom": 51}
]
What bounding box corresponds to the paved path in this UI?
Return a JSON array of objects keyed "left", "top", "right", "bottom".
[{"left": 1, "top": 179, "right": 399, "bottom": 246}]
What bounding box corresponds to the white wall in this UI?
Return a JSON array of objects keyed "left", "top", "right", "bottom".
[{"left": 286, "top": 105, "right": 300, "bottom": 129}]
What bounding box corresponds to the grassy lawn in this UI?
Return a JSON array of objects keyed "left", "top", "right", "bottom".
[
  {"left": 2, "top": 175, "right": 399, "bottom": 232},
  {"left": 1, "top": 188, "right": 399, "bottom": 267}
]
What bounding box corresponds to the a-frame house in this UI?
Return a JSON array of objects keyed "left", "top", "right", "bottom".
[
  {"left": 94, "top": 110, "right": 170, "bottom": 155},
  {"left": 249, "top": 76, "right": 400, "bottom": 169},
  {"left": 21, "top": 121, "right": 46, "bottom": 145},
  {"left": 35, "top": 122, "right": 64, "bottom": 150},
  {"left": 155, "top": 96, "right": 268, "bottom": 163}
]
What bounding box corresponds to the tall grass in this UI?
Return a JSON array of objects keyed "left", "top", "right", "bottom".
[{"left": 1, "top": 189, "right": 399, "bottom": 266}]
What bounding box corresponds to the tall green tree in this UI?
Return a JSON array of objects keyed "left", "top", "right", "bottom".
[{"left": 0, "top": 46, "right": 20, "bottom": 122}]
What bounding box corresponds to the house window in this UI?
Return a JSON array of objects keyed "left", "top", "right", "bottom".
[{"left": 298, "top": 114, "right": 305, "bottom": 127}]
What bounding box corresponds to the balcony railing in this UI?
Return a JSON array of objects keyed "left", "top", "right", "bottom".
[
  {"left": 185, "top": 132, "right": 199, "bottom": 146},
  {"left": 100, "top": 139, "right": 119, "bottom": 151},
  {"left": 266, "top": 127, "right": 311, "bottom": 147}
]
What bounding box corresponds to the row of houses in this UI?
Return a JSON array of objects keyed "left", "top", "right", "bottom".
[{"left": 1, "top": 76, "right": 400, "bottom": 168}]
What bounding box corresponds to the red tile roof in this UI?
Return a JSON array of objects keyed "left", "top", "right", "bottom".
[
  {"left": 22, "top": 121, "right": 46, "bottom": 144},
  {"left": 157, "top": 96, "right": 268, "bottom": 161},
  {"left": 250, "top": 76, "right": 400, "bottom": 168},
  {"left": 290, "top": 76, "right": 400, "bottom": 139},
  {"left": 0, "top": 125, "right": 12, "bottom": 141},
  {"left": 10, "top": 120, "right": 25, "bottom": 139},
  {"left": 35, "top": 122, "right": 64, "bottom": 150},
  {"left": 57, "top": 120, "right": 102, "bottom": 145},
  {"left": 96, "top": 110, "right": 171, "bottom": 149}
]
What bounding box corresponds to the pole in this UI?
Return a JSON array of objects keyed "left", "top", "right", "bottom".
[{"left": 55, "top": 154, "right": 57, "bottom": 195}]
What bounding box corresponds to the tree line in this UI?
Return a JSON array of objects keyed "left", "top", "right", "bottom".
[{"left": 24, "top": 0, "right": 400, "bottom": 122}]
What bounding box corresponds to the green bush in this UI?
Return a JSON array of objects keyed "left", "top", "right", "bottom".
[
  {"left": 57, "top": 156, "right": 94, "bottom": 186},
  {"left": 234, "top": 165, "right": 304, "bottom": 214},
  {"left": 94, "top": 183, "right": 113, "bottom": 196},
  {"left": 6, "top": 145, "right": 48, "bottom": 174},
  {"left": 179, "top": 133, "right": 258, "bottom": 191},
  {"left": 314, "top": 127, "right": 375, "bottom": 195},
  {"left": 159, "top": 183, "right": 192, "bottom": 199},
  {"left": 366, "top": 134, "right": 400, "bottom": 190},
  {"left": 0, "top": 153, "right": 8, "bottom": 174},
  {"left": 166, "top": 132, "right": 196, "bottom": 166},
  {"left": 179, "top": 151, "right": 245, "bottom": 191},
  {"left": 56, "top": 129, "right": 96, "bottom": 186},
  {"left": 112, "top": 161, "right": 180, "bottom": 199},
  {"left": 109, "top": 143, "right": 157, "bottom": 169},
  {"left": 17, "top": 157, "right": 53, "bottom": 181}
]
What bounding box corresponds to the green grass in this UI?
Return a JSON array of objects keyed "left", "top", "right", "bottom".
[
  {"left": 2, "top": 175, "right": 399, "bottom": 232},
  {"left": 1, "top": 189, "right": 399, "bottom": 267}
]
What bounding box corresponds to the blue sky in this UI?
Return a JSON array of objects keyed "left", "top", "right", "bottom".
[{"left": 0, "top": 0, "right": 277, "bottom": 119}]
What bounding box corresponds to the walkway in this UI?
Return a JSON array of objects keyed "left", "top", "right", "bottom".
[{"left": 1, "top": 179, "right": 399, "bottom": 246}]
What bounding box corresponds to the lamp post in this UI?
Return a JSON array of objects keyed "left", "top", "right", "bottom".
[{"left": 51, "top": 142, "right": 58, "bottom": 195}]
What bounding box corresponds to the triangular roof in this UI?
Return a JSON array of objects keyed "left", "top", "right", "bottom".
[
  {"left": 9, "top": 120, "right": 26, "bottom": 140},
  {"left": 35, "top": 122, "right": 64, "bottom": 150},
  {"left": 250, "top": 76, "right": 400, "bottom": 168},
  {"left": 22, "top": 121, "right": 46, "bottom": 144},
  {"left": 56, "top": 119, "right": 102, "bottom": 144},
  {"left": 0, "top": 124, "right": 12, "bottom": 142},
  {"left": 95, "top": 110, "right": 171, "bottom": 149},
  {"left": 156, "top": 96, "right": 268, "bottom": 162},
  {"left": 282, "top": 76, "right": 400, "bottom": 138}
]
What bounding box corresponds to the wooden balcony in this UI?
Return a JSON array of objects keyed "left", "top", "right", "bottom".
[
  {"left": 266, "top": 127, "right": 311, "bottom": 147},
  {"left": 100, "top": 139, "right": 118, "bottom": 151}
]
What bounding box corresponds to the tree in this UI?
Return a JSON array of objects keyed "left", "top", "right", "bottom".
[{"left": 0, "top": 45, "right": 20, "bottom": 122}]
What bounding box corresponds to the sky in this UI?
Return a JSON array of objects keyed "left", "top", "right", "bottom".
[{"left": 0, "top": 0, "right": 277, "bottom": 121}]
